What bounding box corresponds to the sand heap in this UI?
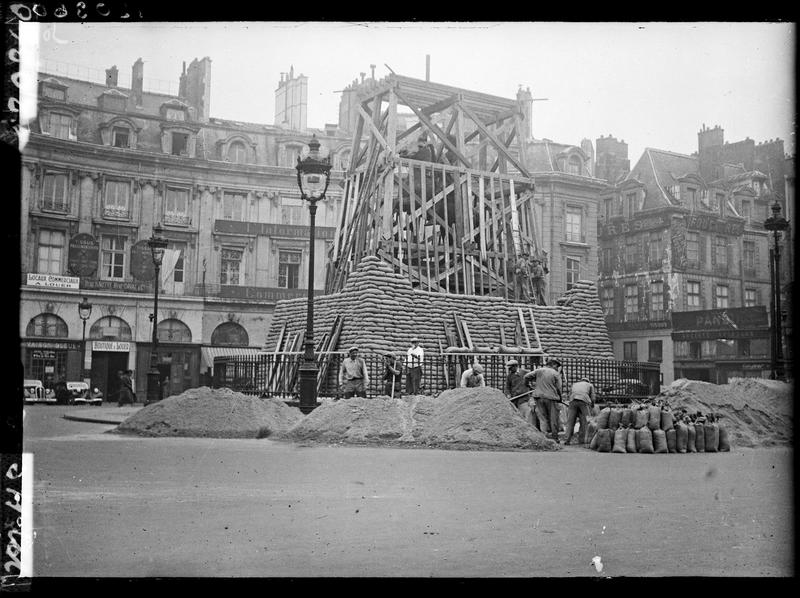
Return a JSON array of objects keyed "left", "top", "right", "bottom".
[
  {"left": 115, "top": 387, "right": 303, "bottom": 438},
  {"left": 285, "top": 387, "right": 558, "bottom": 451},
  {"left": 655, "top": 377, "right": 793, "bottom": 448}
]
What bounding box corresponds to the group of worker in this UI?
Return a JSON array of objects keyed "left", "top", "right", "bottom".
[{"left": 337, "top": 339, "right": 596, "bottom": 445}]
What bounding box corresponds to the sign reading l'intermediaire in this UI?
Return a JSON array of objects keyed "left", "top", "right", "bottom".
[
  {"left": 214, "top": 220, "right": 336, "bottom": 240},
  {"left": 26, "top": 273, "right": 80, "bottom": 289}
]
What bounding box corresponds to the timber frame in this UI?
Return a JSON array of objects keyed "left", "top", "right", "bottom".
[{"left": 326, "top": 74, "right": 543, "bottom": 299}]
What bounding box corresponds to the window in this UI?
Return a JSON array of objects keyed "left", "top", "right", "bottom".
[
  {"left": 37, "top": 229, "right": 65, "bottom": 274},
  {"left": 686, "top": 187, "right": 697, "bottom": 207},
  {"left": 278, "top": 250, "right": 301, "bottom": 289},
  {"left": 648, "top": 340, "right": 663, "bottom": 363},
  {"left": 165, "top": 187, "right": 190, "bottom": 225},
  {"left": 741, "top": 200, "right": 752, "bottom": 222},
  {"left": 714, "top": 285, "right": 729, "bottom": 308},
  {"left": 42, "top": 86, "right": 66, "bottom": 101},
  {"left": 49, "top": 112, "right": 72, "bottom": 139},
  {"left": 601, "top": 247, "right": 613, "bottom": 272},
  {"left": 565, "top": 257, "right": 581, "bottom": 290},
  {"left": 650, "top": 281, "right": 664, "bottom": 319},
  {"left": 649, "top": 231, "right": 662, "bottom": 265},
  {"left": 167, "top": 242, "right": 185, "bottom": 284},
  {"left": 744, "top": 288, "right": 757, "bottom": 307},
  {"left": 689, "top": 341, "right": 702, "bottom": 360},
  {"left": 565, "top": 207, "right": 583, "bottom": 242},
  {"left": 625, "top": 236, "right": 638, "bottom": 270},
  {"left": 41, "top": 172, "right": 69, "bottom": 211},
  {"left": 157, "top": 319, "right": 192, "bottom": 343},
  {"left": 171, "top": 132, "right": 189, "bottom": 156},
  {"left": 715, "top": 193, "right": 725, "bottom": 211},
  {"left": 686, "top": 232, "right": 699, "bottom": 266},
  {"left": 601, "top": 287, "right": 614, "bottom": 316},
  {"left": 101, "top": 235, "right": 126, "bottom": 279},
  {"left": 566, "top": 155, "right": 581, "bottom": 175},
  {"left": 714, "top": 236, "right": 728, "bottom": 268},
  {"left": 738, "top": 339, "right": 751, "bottom": 357},
  {"left": 687, "top": 281, "right": 701, "bottom": 309},
  {"left": 624, "top": 284, "right": 638, "bottom": 320},
  {"left": 89, "top": 316, "right": 132, "bottom": 340},
  {"left": 222, "top": 192, "right": 246, "bottom": 221},
  {"left": 211, "top": 322, "right": 250, "bottom": 346},
  {"left": 283, "top": 145, "right": 303, "bottom": 168},
  {"left": 623, "top": 341, "right": 638, "bottom": 361},
  {"left": 165, "top": 108, "right": 186, "bottom": 121},
  {"left": 220, "top": 248, "right": 243, "bottom": 285},
  {"left": 112, "top": 126, "right": 130, "bottom": 148},
  {"left": 103, "top": 180, "right": 130, "bottom": 219},
  {"left": 626, "top": 192, "right": 637, "bottom": 216},
  {"left": 603, "top": 198, "right": 613, "bottom": 220},
  {"left": 26, "top": 314, "right": 68, "bottom": 338},
  {"left": 227, "top": 142, "right": 247, "bottom": 164},
  {"left": 743, "top": 240, "right": 756, "bottom": 273}
]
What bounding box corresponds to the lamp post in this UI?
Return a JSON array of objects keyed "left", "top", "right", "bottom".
[
  {"left": 295, "top": 134, "right": 332, "bottom": 414},
  {"left": 764, "top": 200, "right": 789, "bottom": 380},
  {"left": 78, "top": 296, "right": 92, "bottom": 383},
  {"left": 146, "top": 223, "right": 168, "bottom": 404}
]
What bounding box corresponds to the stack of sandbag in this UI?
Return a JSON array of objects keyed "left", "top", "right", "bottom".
[{"left": 588, "top": 405, "right": 730, "bottom": 454}]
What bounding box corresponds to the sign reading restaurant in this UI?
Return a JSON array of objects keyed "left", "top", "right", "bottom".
[
  {"left": 214, "top": 220, "right": 337, "bottom": 240},
  {"left": 26, "top": 273, "right": 80, "bottom": 289}
]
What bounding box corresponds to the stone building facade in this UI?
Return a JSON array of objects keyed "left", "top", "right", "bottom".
[
  {"left": 20, "top": 57, "right": 350, "bottom": 400},
  {"left": 596, "top": 125, "right": 792, "bottom": 385}
]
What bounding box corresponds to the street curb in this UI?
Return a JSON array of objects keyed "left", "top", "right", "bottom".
[{"left": 63, "top": 414, "right": 126, "bottom": 425}]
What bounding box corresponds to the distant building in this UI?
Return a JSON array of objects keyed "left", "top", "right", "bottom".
[{"left": 596, "top": 125, "right": 793, "bottom": 385}]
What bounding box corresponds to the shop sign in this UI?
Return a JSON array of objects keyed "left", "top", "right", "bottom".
[
  {"left": 672, "top": 328, "right": 767, "bottom": 341},
  {"left": 130, "top": 240, "right": 156, "bottom": 281},
  {"left": 219, "top": 286, "right": 322, "bottom": 302},
  {"left": 26, "top": 273, "right": 80, "bottom": 289},
  {"left": 80, "top": 279, "right": 151, "bottom": 293},
  {"left": 214, "top": 220, "right": 336, "bottom": 240},
  {"left": 67, "top": 233, "right": 99, "bottom": 277},
  {"left": 685, "top": 214, "right": 745, "bottom": 236},
  {"left": 672, "top": 306, "right": 768, "bottom": 332},
  {"left": 25, "top": 341, "right": 80, "bottom": 350},
  {"left": 599, "top": 213, "right": 668, "bottom": 238},
  {"left": 44, "top": 365, "right": 54, "bottom": 373},
  {"left": 607, "top": 320, "right": 671, "bottom": 331},
  {"left": 92, "top": 341, "right": 131, "bottom": 352}
]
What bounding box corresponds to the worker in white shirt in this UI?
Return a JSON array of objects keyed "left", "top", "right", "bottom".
[{"left": 405, "top": 337, "right": 424, "bottom": 395}]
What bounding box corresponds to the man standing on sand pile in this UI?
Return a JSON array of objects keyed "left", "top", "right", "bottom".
[
  {"left": 526, "top": 357, "right": 564, "bottom": 443},
  {"left": 339, "top": 346, "right": 369, "bottom": 399},
  {"left": 564, "top": 376, "right": 595, "bottom": 445}
]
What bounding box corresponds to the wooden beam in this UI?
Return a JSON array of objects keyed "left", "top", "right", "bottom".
[
  {"left": 458, "top": 101, "right": 531, "bottom": 177},
  {"left": 421, "top": 93, "right": 460, "bottom": 116},
  {"left": 381, "top": 90, "right": 397, "bottom": 240},
  {"left": 358, "top": 104, "right": 392, "bottom": 153}
]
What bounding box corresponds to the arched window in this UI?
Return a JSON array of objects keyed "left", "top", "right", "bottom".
[
  {"left": 156, "top": 319, "right": 192, "bottom": 343},
  {"left": 336, "top": 150, "right": 351, "bottom": 171},
  {"left": 567, "top": 155, "right": 582, "bottom": 176},
  {"left": 227, "top": 141, "right": 247, "bottom": 164},
  {"left": 211, "top": 322, "right": 249, "bottom": 346},
  {"left": 89, "top": 316, "right": 132, "bottom": 340},
  {"left": 26, "top": 314, "right": 68, "bottom": 338}
]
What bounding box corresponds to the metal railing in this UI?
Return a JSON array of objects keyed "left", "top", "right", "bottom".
[{"left": 213, "top": 352, "right": 661, "bottom": 402}]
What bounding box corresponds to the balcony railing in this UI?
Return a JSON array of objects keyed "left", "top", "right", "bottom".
[
  {"left": 39, "top": 201, "right": 70, "bottom": 213},
  {"left": 102, "top": 206, "right": 130, "bottom": 220},
  {"left": 163, "top": 213, "right": 191, "bottom": 226}
]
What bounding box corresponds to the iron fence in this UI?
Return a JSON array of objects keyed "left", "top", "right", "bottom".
[{"left": 213, "top": 352, "right": 661, "bottom": 402}]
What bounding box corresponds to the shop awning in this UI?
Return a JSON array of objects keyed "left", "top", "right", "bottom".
[{"left": 200, "top": 346, "right": 266, "bottom": 371}]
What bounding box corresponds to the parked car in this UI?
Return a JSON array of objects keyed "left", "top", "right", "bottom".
[
  {"left": 67, "top": 382, "right": 103, "bottom": 406},
  {"left": 23, "top": 379, "right": 52, "bottom": 404}
]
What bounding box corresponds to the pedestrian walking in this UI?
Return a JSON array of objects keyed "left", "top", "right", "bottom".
[
  {"left": 382, "top": 353, "right": 402, "bottom": 398},
  {"left": 504, "top": 359, "right": 533, "bottom": 422},
  {"left": 527, "top": 357, "right": 564, "bottom": 443},
  {"left": 459, "top": 362, "right": 486, "bottom": 388},
  {"left": 406, "top": 337, "right": 424, "bottom": 395},
  {"left": 338, "top": 346, "right": 369, "bottom": 399},
  {"left": 118, "top": 370, "right": 134, "bottom": 407},
  {"left": 564, "top": 376, "right": 595, "bottom": 445}
]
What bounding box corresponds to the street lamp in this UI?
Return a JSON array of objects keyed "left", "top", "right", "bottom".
[
  {"left": 764, "top": 200, "right": 789, "bottom": 380},
  {"left": 146, "top": 223, "right": 168, "bottom": 404},
  {"left": 295, "top": 134, "right": 332, "bottom": 414},
  {"left": 78, "top": 296, "right": 92, "bottom": 383}
]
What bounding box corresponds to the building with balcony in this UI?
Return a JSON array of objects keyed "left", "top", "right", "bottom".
[
  {"left": 20, "top": 57, "right": 350, "bottom": 400},
  {"left": 596, "top": 125, "right": 793, "bottom": 385}
]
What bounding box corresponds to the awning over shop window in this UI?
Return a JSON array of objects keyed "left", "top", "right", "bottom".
[{"left": 200, "top": 346, "right": 265, "bottom": 371}]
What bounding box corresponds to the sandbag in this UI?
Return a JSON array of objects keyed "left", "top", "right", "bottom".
[
  {"left": 596, "top": 428, "right": 612, "bottom": 453},
  {"left": 608, "top": 408, "right": 622, "bottom": 430},
  {"left": 634, "top": 408, "right": 649, "bottom": 430},
  {"left": 694, "top": 422, "right": 706, "bottom": 452},
  {"left": 589, "top": 431, "right": 599, "bottom": 451},
  {"left": 626, "top": 427, "right": 637, "bottom": 453},
  {"left": 587, "top": 421, "right": 598, "bottom": 442},
  {"left": 687, "top": 423, "right": 697, "bottom": 453},
  {"left": 620, "top": 408, "right": 632, "bottom": 428},
  {"left": 675, "top": 422, "right": 688, "bottom": 453},
  {"left": 718, "top": 425, "right": 731, "bottom": 452},
  {"left": 596, "top": 407, "right": 611, "bottom": 430},
  {"left": 612, "top": 428, "right": 627, "bottom": 453},
  {"left": 660, "top": 409, "right": 675, "bottom": 431},
  {"left": 666, "top": 428, "right": 677, "bottom": 453},
  {"left": 704, "top": 422, "right": 719, "bottom": 453},
  {"left": 647, "top": 406, "right": 661, "bottom": 431},
  {"left": 653, "top": 429, "right": 668, "bottom": 453},
  {"left": 636, "top": 427, "right": 654, "bottom": 454}
]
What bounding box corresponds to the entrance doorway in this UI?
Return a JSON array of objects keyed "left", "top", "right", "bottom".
[{"left": 90, "top": 352, "right": 129, "bottom": 403}]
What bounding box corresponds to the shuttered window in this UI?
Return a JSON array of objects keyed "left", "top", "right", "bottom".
[
  {"left": 624, "top": 284, "right": 638, "bottom": 321},
  {"left": 687, "top": 280, "right": 701, "bottom": 310},
  {"left": 744, "top": 288, "right": 757, "bottom": 307},
  {"left": 714, "top": 285, "right": 729, "bottom": 308}
]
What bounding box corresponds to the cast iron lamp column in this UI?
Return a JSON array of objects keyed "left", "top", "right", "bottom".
[
  {"left": 78, "top": 296, "right": 92, "bottom": 383},
  {"left": 295, "top": 135, "right": 332, "bottom": 414},
  {"left": 764, "top": 200, "right": 789, "bottom": 381},
  {"left": 146, "top": 224, "right": 168, "bottom": 404}
]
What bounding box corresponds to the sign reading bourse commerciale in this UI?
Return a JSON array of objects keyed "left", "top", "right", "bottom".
[{"left": 67, "top": 233, "right": 99, "bottom": 277}]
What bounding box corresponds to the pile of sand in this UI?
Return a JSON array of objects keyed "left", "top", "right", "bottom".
[
  {"left": 655, "top": 377, "right": 793, "bottom": 448},
  {"left": 286, "top": 387, "right": 557, "bottom": 451},
  {"left": 115, "top": 387, "right": 303, "bottom": 438}
]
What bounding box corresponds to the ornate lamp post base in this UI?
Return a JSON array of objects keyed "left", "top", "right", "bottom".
[
  {"left": 146, "top": 368, "right": 161, "bottom": 405},
  {"left": 298, "top": 361, "right": 319, "bottom": 414}
]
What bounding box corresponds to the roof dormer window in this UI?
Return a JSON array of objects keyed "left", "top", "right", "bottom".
[
  {"left": 39, "top": 77, "right": 68, "bottom": 102},
  {"left": 566, "top": 155, "right": 582, "bottom": 175},
  {"left": 99, "top": 116, "right": 140, "bottom": 149},
  {"left": 166, "top": 108, "right": 186, "bottom": 121}
]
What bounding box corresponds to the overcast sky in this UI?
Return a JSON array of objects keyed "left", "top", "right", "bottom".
[{"left": 21, "top": 21, "right": 796, "bottom": 163}]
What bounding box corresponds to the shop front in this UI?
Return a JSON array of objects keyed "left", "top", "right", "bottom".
[
  {"left": 21, "top": 339, "right": 82, "bottom": 391},
  {"left": 135, "top": 318, "right": 200, "bottom": 399}
]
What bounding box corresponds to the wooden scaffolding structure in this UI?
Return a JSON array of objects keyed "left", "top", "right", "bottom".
[{"left": 325, "top": 74, "right": 544, "bottom": 299}]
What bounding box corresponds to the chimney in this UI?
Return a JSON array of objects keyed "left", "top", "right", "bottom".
[
  {"left": 360, "top": 72, "right": 366, "bottom": 84},
  {"left": 105, "top": 65, "right": 118, "bottom": 87},
  {"left": 370, "top": 64, "right": 376, "bottom": 80},
  {"left": 131, "top": 58, "right": 143, "bottom": 106},
  {"left": 516, "top": 86, "right": 533, "bottom": 141},
  {"left": 426, "top": 55, "right": 430, "bottom": 81}
]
